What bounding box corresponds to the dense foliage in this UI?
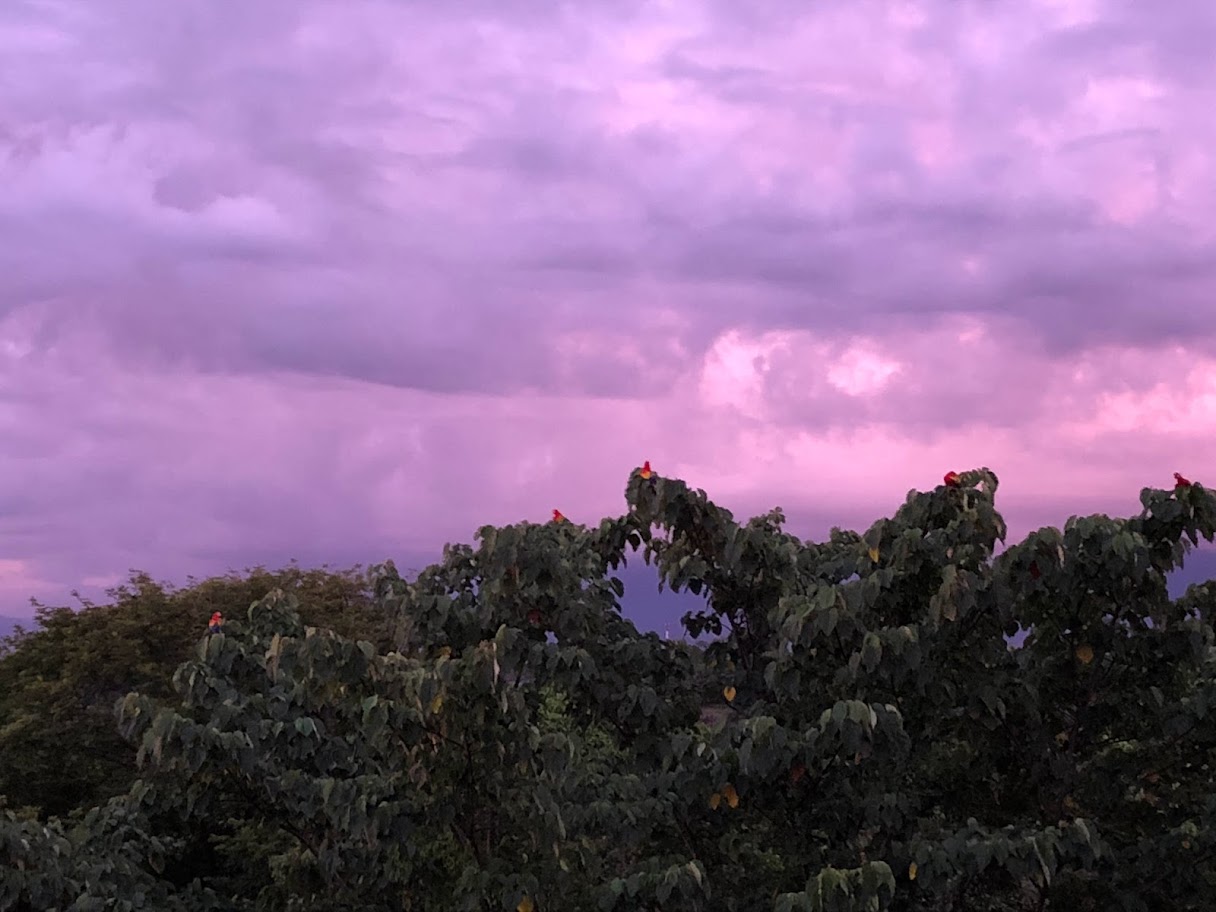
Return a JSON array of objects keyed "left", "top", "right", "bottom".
[
  {"left": 0, "top": 566, "right": 384, "bottom": 818},
  {"left": 1, "top": 467, "right": 1214, "bottom": 911}
]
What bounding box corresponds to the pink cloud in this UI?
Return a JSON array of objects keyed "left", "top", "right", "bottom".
[
  {"left": 0, "top": 559, "right": 57, "bottom": 609},
  {"left": 5, "top": 308, "right": 1208, "bottom": 614}
]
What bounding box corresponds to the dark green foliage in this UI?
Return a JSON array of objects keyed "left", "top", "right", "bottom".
[
  {"left": 0, "top": 565, "right": 382, "bottom": 818},
  {"left": 1, "top": 470, "right": 1214, "bottom": 911}
]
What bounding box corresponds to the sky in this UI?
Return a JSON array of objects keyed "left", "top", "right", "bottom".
[{"left": 1, "top": 0, "right": 1214, "bottom": 629}]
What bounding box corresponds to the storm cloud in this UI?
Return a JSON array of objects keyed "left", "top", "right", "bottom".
[{"left": 2, "top": 0, "right": 1214, "bottom": 623}]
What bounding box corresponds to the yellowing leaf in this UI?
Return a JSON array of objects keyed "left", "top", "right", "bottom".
[
  {"left": 722, "top": 783, "right": 739, "bottom": 808},
  {"left": 709, "top": 792, "right": 721, "bottom": 810},
  {"left": 517, "top": 896, "right": 535, "bottom": 912},
  {"left": 868, "top": 547, "right": 879, "bottom": 562},
  {"left": 1076, "top": 644, "right": 1094, "bottom": 665},
  {"left": 908, "top": 862, "right": 918, "bottom": 881},
  {"left": 723, "top": 686, "right": 736, "bottom": 703},
  {"left": 429, "top": 693, "right": 444, "bottom": 713}
]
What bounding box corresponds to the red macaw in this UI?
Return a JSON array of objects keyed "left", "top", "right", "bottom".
[{"left": 208, "top": 611, "right": 224, "bottom": 634}]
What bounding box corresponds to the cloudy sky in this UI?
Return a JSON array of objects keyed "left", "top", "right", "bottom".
[{"left": 2, "top": 0, "right": 1214, "bottom": 627}]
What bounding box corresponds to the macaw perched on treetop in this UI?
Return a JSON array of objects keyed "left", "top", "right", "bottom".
[{"left": 208, "top": 611, "right": 224, "bottom": 635}]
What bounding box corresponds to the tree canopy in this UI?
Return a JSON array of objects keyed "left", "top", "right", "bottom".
[
  {"left": 0, "top": 565, "right": 385, "bottom": 818},
  {"left": 1, "top": 467, "right": 1214, "bottom": 911}
]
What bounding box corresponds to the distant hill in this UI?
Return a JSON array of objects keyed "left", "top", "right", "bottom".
[
  {"left": 0, "top": 616, "right": 32, "bottom": 642},
  {"left": 0, "top": 546, "right": 1209, "bottom": 645},
  {"left": 1170, "top": 546, "right": 1216, "bottom": 598}
]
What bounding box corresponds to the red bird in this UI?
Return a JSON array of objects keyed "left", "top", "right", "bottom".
[
  {"left": 944, "top": 471, "right": 961, "bottom": 488},
  {"left": 1175, "top": 472, "right": 1192, "bottom": 488},
  {"left": 208, "top": 611, "right": 224, "bottom": 635},
  {"left": 552, "top": 509, "right": 566, "bottom": 522},
  {"left": 639, "top": 460, "right": 653, "bottom": 480}
]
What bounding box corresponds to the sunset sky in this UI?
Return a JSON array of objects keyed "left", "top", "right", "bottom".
[{"left": 2, "top": 0, "right": 1213, "bottom": 628}]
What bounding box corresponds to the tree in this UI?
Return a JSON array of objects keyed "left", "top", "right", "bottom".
[
  {"left": 2, "top": 468, "right": 1213, "bottom": 910},
  {"left": 0, "top": 564, "right": 384, "bottom": 818}
]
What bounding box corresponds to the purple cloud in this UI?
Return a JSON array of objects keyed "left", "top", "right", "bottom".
[{"left": 2, "top": 0, "right": 1215, "bottom": 623}]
